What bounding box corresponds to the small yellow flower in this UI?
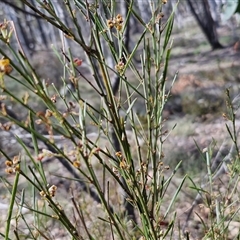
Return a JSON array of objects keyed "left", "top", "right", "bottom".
[
  {"left": 5, "top": 155, "right": 21, "bottom": 174},
  {"left": 107, "top": 19, "right": 114, "bottom": 29},
  {"left": 73, "top": 160, "right": 81, "bottom": 168},
  {"left": 0, "top": 58, "right": 13, "bottom": 75},
  {"left": 15, "top": 164, "right": 20, "bottom": 172},
  {"left": 116, "top": 24, "right": 122, "bottom": 31},
  {"left": 115, "top": 151, "right": 122, "bottom": 157},
  {"left": 40, "top": 190, "right": 46, "bottom": 197},
  {"left": 107, "top": 14, "right": 124, "bottom": 31},
  {"left": 120, "top": 159, "right": 128, "bottom": 170},
  {"left": 115, "top": 14, "right": 123, "bottom": 24}
]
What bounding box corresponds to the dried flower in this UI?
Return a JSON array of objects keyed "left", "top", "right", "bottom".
[
  {"left": 40, "top": 190, "right": 46, "bottom": 197},
  {"left": 107, "top": 14, "right": 124, "bottom": 31},
  {"left": 94, "top": 147, "right": 101, "bottom": 153},
  {"left": 12, "top": 155, "right": 20, "bottom": 165},
  {"left": 69, "top": 101, "right": 76, "bottom": 108},
  {"left": 36, "top": 149, "right": 55, "bottom": 161},
  {"left": 156, "top": 13, "right": 164, "bottom": 23},
  {"left": 40, "top": 185, "right": 57, "bottom": 198},
  {"left": 0, "top": 21, "right": 8, "bottom": 31},
  {"left": 0, "top": 122, "right": 12, "bottom": 131},
  {"left": 107, "top": 19, "right": 114, "bottom": 29},
  {"left": 5, "top": 155, "right": 21, "bottom": 174},
  {"left": 1, "top": 103, "right": 7, "bottom": 116},
  {"left": 120, "top": 159, "right": 128, "bottom": 169},
  {"left": 48, "top": 185, "right": 57, "bottom": 197},
  {"left": 116, "top": 14, "right": 123, "bottom": 24},
  {"left": 73, "top": 58, "right": 83, "bottom": 67},
  {"left": 115, "top": 60, "right": 125, "bottom": 73},
  {"left": 0, "top": 95, "right": 7, "bottom": 100},
  {"left": 51, "top": 94, "right": 57, "bottom": 103},
  {"left": 36, "top": 153, "right": 44, "bottom": 161},
  {"left": 42, "top": 149, "right": 54, "bottom": 157},
  {"left": 5, "top": 156, "right": 20, "bottom": 174},
  {"left": 5, "top": 168, "right": 14, "bottom": 174},
  {"left": 0, "top": 20, "right": 13, "bottom": 42},
  {"left": 45, "top": 109, "right": 53, "bottom": 118},
  {"left": 15, "top": 164, "right": 20, "bottom": 172},
  {"left": 222, "top": 113, "right": 228, "bottom": 120},
  {"left": 5, "top": 160, "right": 13, "bottom": 167},
  {"left": 35, "top": 119, "right": 43, "bottom": 125}
]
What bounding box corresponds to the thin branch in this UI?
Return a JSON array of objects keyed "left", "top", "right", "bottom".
[
  {"left": 182, "top": 140, "right": 234, "bottom": 234},
  {"left": 1, "top": 0, "right": 53, "bottom": 20},
  {"left": 0, "top": 101, "right": 114, "bottom": 213}
]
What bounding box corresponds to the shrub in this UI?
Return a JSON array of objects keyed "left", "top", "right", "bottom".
[{"left": 1, "top": 1, "right": 240, "bottom": 240}]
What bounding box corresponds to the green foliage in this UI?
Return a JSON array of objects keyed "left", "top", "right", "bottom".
[{"left": 221, "top": 0, "right": 240, "bottom": 21}]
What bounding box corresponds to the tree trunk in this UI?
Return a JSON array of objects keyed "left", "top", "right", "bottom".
[{"left": 187, "top": 0, "right": 224, "bottom": 50}]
